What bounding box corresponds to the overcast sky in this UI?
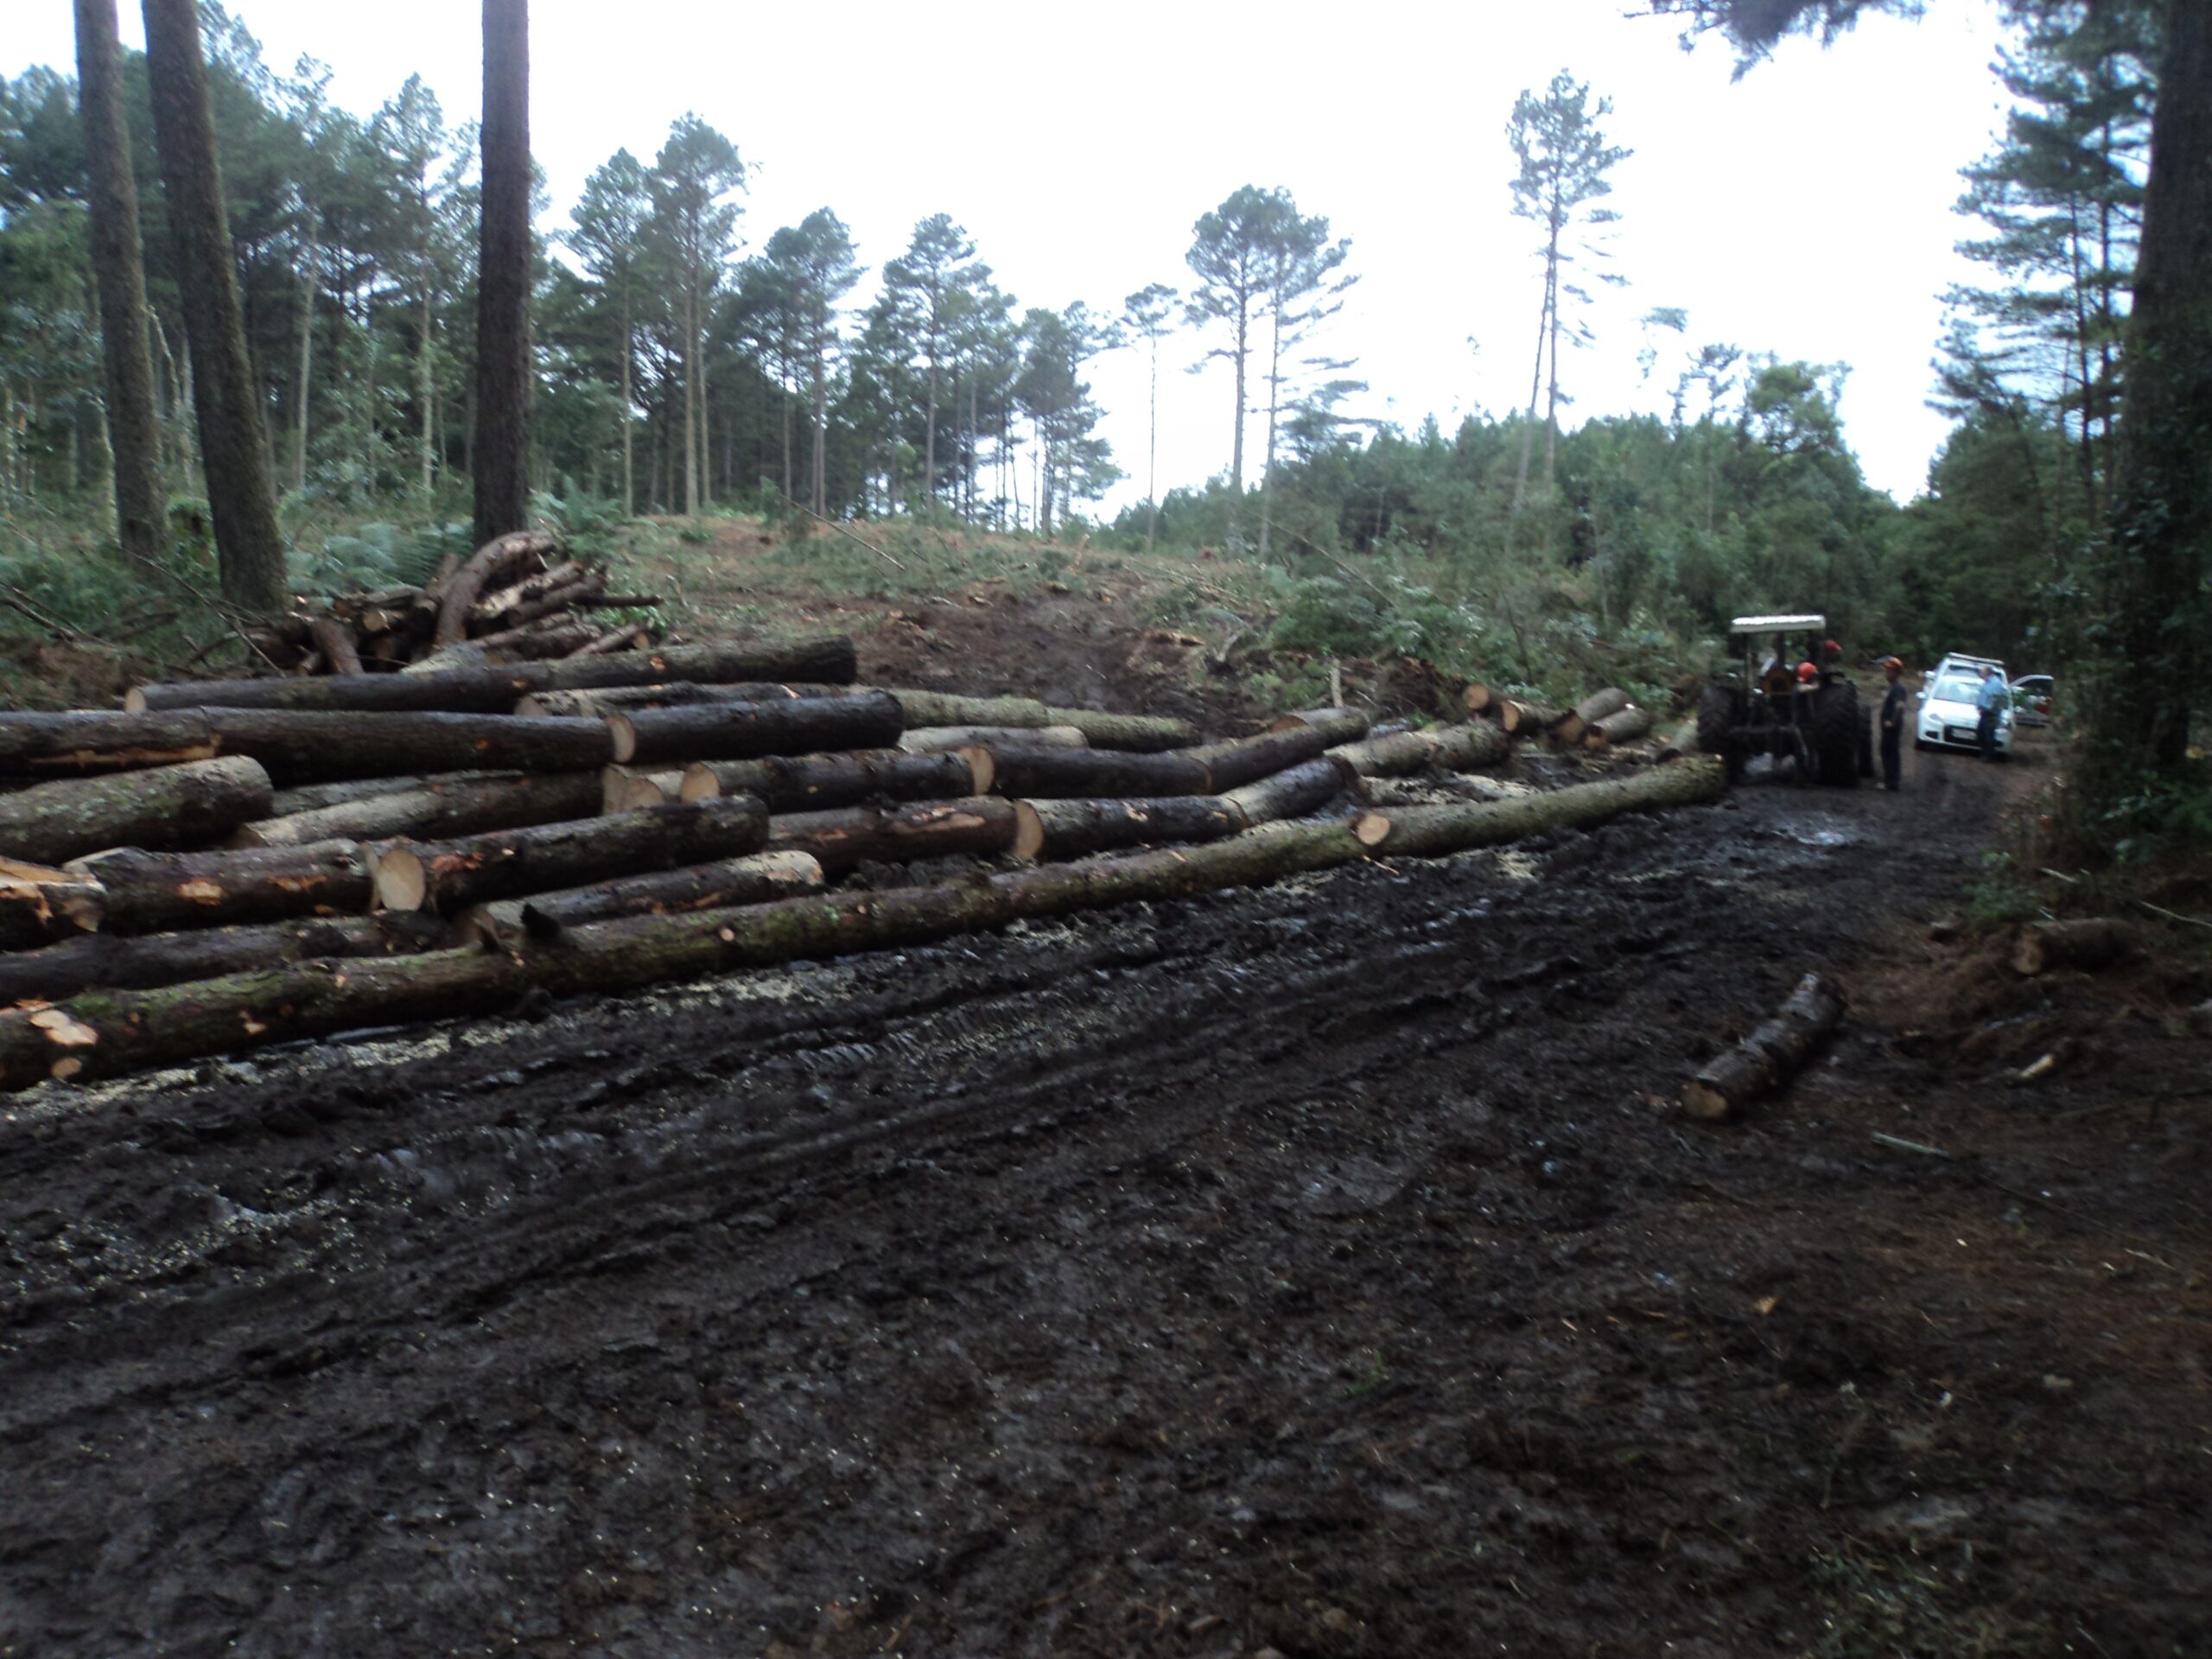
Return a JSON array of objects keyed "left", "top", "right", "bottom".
[{"left": 9, "top": 1, "right": 2012, "bottom": 511}]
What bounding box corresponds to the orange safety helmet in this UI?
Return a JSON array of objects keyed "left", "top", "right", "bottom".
[{"left": 1796, "top": 660, "right": 1819, "bottom": 683}]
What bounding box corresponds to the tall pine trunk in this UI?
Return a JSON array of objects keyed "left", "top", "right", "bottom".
[
  {"left": 416, "top": 272, "right": 435, "bottom": 494},
  {"left": 472, "top": 0, "right": 531, "bottom": 546},
  {"left": 618, "top": 273, "right": 632, "bottom": 514},
  {"left": 1510, "top": 217, "right": 1560, "bottom": 523},
  {"left": 1146, "top": 331, "right": 1160, "bottom": 555},
  {"left": 810, "top": 316, "right": 829, "bottom": 518},
  {"left": 140, "top": 0, "right": 287, "bottom": 613},
  {"left": 293, "top": 258, "right": 313, "bottom": 493},
  {"left": 75, "top": 0, "right": 167, "bottom": 569}
]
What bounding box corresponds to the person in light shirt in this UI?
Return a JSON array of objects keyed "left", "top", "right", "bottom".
[{"left": 1974, "top": 664, "right": 2005, "bottom": 761}]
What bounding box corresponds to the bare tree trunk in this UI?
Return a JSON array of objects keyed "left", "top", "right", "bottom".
[
  {"left": 810, "top": 323, "right": 829, "bottom": 518},
  {"left": 1146, "top": 331, "right": 1160, "bottom": 556},
  {"left": 1510, "top": 226, "right": 1557, "bottom": 522},
  {"left": 472, "top": 0, "right": 531, "bottom": 546},
  {"left": 140, "top": 0, "right": 288, "bottom": 613},
  {"left": 75, "top": 0, "right": 167, "bottom": 568},
  {"left": 293, "top": 257, "right": 313, "bottom": 493},
  {"left": 1259, "top": 296, "right": 1283, "bottom": 563},
  {"left": 618, "top": 274, "right": 632, "bottom": 513}
]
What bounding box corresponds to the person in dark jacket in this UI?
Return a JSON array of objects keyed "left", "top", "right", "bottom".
[{"left": 1878, "top": 656, "right": 1908, "bottom": 791}]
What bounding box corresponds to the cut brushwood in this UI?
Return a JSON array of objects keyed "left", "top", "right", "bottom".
[
  {"left": 67, "top": 841, "right": 374, "bottom": 934},
  {"left": 433, "top": 529, "right": 559, "bottom": 646},
  {"left": 372, "top": 796, "right": 770, "bottom": 915},
  {"left": 605, "top": 690, "right": 904, "bottom": 766},
  {"left": 462, "top": 850, "right": 823, "bottom": 945},
  {"left": 0, "top": 756, "right": 272, "bottom": 864},
  {"left": 0, "top": 763, "right": 1728, "bottom": 1090},
  {"left": 765, "top": 798, "right": 1021, "bottom": 872},
  {"left": 2011, "top": 918, "right": 2140, "bottom": 976},
  {"left": 1681, "top": 972, "right": 1845, "bottom": 1122}
]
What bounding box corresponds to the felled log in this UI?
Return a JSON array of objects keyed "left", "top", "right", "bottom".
[
  {"left": 0, "top": 757, "right": 273, "bottom": 865},
  {"left": 268, "top": 772, "right": 505, "bottom": 816},
  {"left": 600, "top": 766, "right": 690, "bottom": 812},
  {"left": 1011, "top": 797, "right": 1245, "bottom": 860},
  {"left": 1039, "top": 709, "right": 1197, "bottom": 752},
  {"left": 1584, "top": 706, "right": 1654, "bottom": 749},
  {"left": 881, "top": 690, "right": 1194, "bottom": 751},
  {"left": 231, "top": 771, "right": 604, "bottom": 849},
  {"left": 899, "top": 724, "right": 1086, "bottom": 753},
  {"left": 372, "top": 796, "right": 770, "bottom": 914},
  {"left": 68, "top": 841, "right": 374, "bottom": 934},
  {"left": 1352, "top": 755, "right": 1725, "bottom": 855},
  {"left": 125, "top": 638, "right": 861, "bottom": 714},
  {"left": 0, "top": 857, "right": 105, "bottom": 950},
  {"left": 515, "top": 682, "right": 835, "bottom": 718},
  {"left": 765, "top": 798, "right": 1020, "bottom": 872},
  {"left": 472, "top": 559, "right": 588, "bottom": 625},
  {"left": 403, "top": 642, "right": 493, "bottom": 675},
  {"left": 1217, "top": 757, "right": 1357, "bottom": 827},
  {"left": 1553, "top": 688, "right": 1631, "bottom": 747},
  {"left": 1497, "top": 700, "right": 1565, "bottom": 738},
  {"left": 1264, "top": 707, "right": 1371, "bottom": 747},
  {"left": 1462, "top": 682, "right": 1497, "bottom": 716},
  {"left": 0, "top": 912, "right": 448, "bottom": 1004},
  {"left": 0, "top": 765, "right": 1728, "bottom": 1090},
  {"left": 434, "top": 529, "right": 558, "bottom": 646},
  {"left": 969, "top": 744, "right": 1211, "bottom": 799},
  {"left": 606, "top": 690, "right": 904, "bottom": 766},
  {"left": 2011, "top": 918, "right": 2140, "bottom": 976},
  {"left": 306, "top": 617, "right": 365, "bottom": 677},
  {"left": 678, "top": 750, "right": 981, "bottom": 812},
  {"left": 462, "top": 850, "right": 823, "bottom": 944},
  {"left": 0, "top": 709, "right": 613, "bottom": 785},
  {"left": 1192, "top": 721, "right": 1364, "bottom": 792},
  {"left": 1681, "top": 972, "right": 1845, "bottom": 1122},
  {"left": 1328, "top": 721, "right": 1510, "bottom": 777}
]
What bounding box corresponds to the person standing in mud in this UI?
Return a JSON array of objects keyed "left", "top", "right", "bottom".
[
  {"left": 1878, "top": 656, "right": 1907, "bottom": 791},
  {"left": 1974, "top": 663, "right": 2005, "bottom": 761}
]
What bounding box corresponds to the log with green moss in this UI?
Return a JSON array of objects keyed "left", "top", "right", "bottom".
[
  {"left": 0, "top": 756, "right": 272, "bottom": 864},
  {"left": 0, "top": 912, "right": 448, "bottom": 1004},
  {"left": 678, "top": 750, "right": 981, "bottom": 812},
  {"left": 605, "top": 690, "right": 904, "bottom": 766},
  {"left": 67, "top": 841, "right": 376, "bottom": 934},
  {"left": 1328, "top": 721, "right": 1511, "bottom": 777},
  {"left": 882, "top": 690, "right": 1196, "bottom": 751},
  {"left": 232, "top": 770, "right": 604, "bottom": 849}
]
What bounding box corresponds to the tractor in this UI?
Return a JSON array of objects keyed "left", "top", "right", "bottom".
[{"left": 1695, "top": 613, "right": 1874, "bottom": 785}]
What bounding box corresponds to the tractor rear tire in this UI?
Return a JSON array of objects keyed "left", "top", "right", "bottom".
[
  {"left": 1696, "top": 685, "right": 1745, "bottom": 783},
  {"left": 1858, "top": 709, "right": 1877, "bottom": 779},
  {"left": 1811, "top": 682, "right": 1862, "bottom": 788}
]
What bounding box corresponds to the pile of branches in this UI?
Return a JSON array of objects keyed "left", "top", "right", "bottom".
[
  {"left": 1462, "top": 681, "right": 1673, "bottom": 755},
  {"left": 0, "top": 624, "right": 1724, "bottom": 1090},
  {"left": 254, "top": 531, "right": 661, "bottom": 676}
]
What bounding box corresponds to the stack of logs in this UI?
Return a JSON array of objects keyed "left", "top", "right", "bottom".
[
  {"left": 254, "top": 530, "right": 662, "bottom": 675},
  {"left": 0, "top": 631, "right": 1725, "bottom": 1090},
  {"left": 1461, "top": 681, "right": 1664, "bottom": 753}
]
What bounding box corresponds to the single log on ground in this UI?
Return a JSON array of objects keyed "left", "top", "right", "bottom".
[
  {"left": 231, "top": 771, "right": 604, "bottom": 849},
  {"left": 372, "top": 796, "right": 770, "bottom": 915},
  {"left": 1353, "top": 755, "right": 1725, "bottom": 854},
  {"left": 880, "top": 690, "right": 1195, "bottom": 751},
  {"left": 1264, "top": 707, "right": 1371, "bottom": 747},
  {"left": 1681, "top": 972, "right": 1845, "bottom": 1122},
  {"left": 0, "top": 709, "right": 612, "bottom": 784},
  {"left": 69, "top": 841, "right": 373, "bottom": 934},
  {"left": 1218, "top": 757, "right": 1357, "bottom": 827},
  {"left": 433, "top": 529, "right": 557, "bottom": 646},
  {"left": 462, "top": 850, "right": 823, "bottom": 944},
  {"left": 1584, "top": 706, "right": 1655, "bottom": 749},
  {"left": 2011, "top": 918, "right": 2141, "bottom": 976},
  {"left": 1011, "top": 797, "right": 1245, "bottom": 861},
  {"left": 1497, "top": 699, "right": 1565, "bottom": 738},
  {"left": 1553, "top": 688, "right": 1632, "bottom": 747},
  {"left": 0, "top": 765, "right": 1726, "bottom": 1090},
  {"left": 0, "top": 858, "right": 105, "bottom": 950},
  {"left": 306, "top": 617, "right": 365, "bottom": 677},
  {"left": 1044, "top": 708, "right": 1198, "bottom": 752},
  {"left": 0, "top": 912, "right": 448, "bottom": 1005},
  {"left": 1329, "top": 721, "right": 1510, "bottom": 778},
  {"left": 0, "top": 757, "right": 272, "bottom": 864},
  {"left": 268, "top": 772, "right": 507, "bottom": 816},
  {"left": 679, "top": 750, "right": 980, "bottom": 812},
  {"left": 607, "top": 690, "right": 904, "bottom": 766},
  {"left": 600, "top": 766, "right": 689, "bottom": 812},
  {"left": 899, "top": 724, "right": 1086, "bottom": 753},
  {"left": 125, "top": 638, "right": 861, "bottom": 714},
  {"left": 765, "top": 798, "right": 1020, "bottom": 873},
  {"left": 971, "top": 743, "right": 1211, "bottom": 799},
  {"left": 885, "top": 690, "right": 1052, "bottom": 729},
  {"left": 516, "top": 682, "right": 835, "bottom": 718},
  {"left": 1192, "top": 724, "right": 1363, "bottom": 792}
]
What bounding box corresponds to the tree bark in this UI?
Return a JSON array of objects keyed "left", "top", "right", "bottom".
[
  {"left": 1552, "top": 688, "right": 1631, "bottom": 747},
  {"left": 473, "top": 0, "right": 531, "bottom": 546},
  {"left": 1012, "top": 796, "right": 1246, "bottom": 860},
  {"left": 128, "top": 637, "right": 860, "bottom": 713},
  {"left": 74, "top": 0, "right": 168, "bottom": 568},
  {"left": 1681, "top": 972, "right": 1844, "bottom": 1122},
  {"left": 463, "top": 849, "right": 822, "bottom": 944},
  {"left": 0, "top": 765, "right": 1727, "bottom": 1090},
  {"left": 140, "top": 0, "right": 288, "bottom": 613},
  {"left": 881, "top": 690, "right": 1194, "bottom": 751},
  {"left": 372, "top": 795, "right": 769, "bottom": 914},
  {"left": 1193, "top": 721, "right": 1367, "bottom": 792},
  {"left": 1353, "top": 756, "right": 1724, "bottom": 855},
  {"left": 0, "top": 755, "right": 271, "bottom": 864},
  {"left": 0, "top": 709, "right": 613, "bottom": 785},
  {"left": 516, "top": 681, "right": 835, "bottom": 717},
  {"left": 1328, "top": 722, "right": 1510, "bottom": 777},
  {"left": 435, "top": 530, "right": 556, "bottom": 647},
  {"left": 305, "top": 617, "right": 364, "bottom": 676},
  {"left": 765, "top": 798, "right": 1020, "bottom": 872},
  {"left": 899, "top": 724, "right": 1086, "bottom": 753},
  {"left": 0, "top": 857, "right": 106, "bottom": 950},
  {"left": 606, "top": 690, "right": 904, "bottom": 766},
  {"left": 2011, "top": 917, "right": 2140, "bottom": 976},
  {"left": 1217, "top": 756, "right": 1356, "bottom": 827},
  {"left": 232, "top": 769, "right": 603, "bottom": 848},
  {"left": 1585, "top": 706, "right": 1655, "bottom": 749},
  {"left": 678, "top": 749, "right": 980, "bottom": 812},
  {"left": 0, "top": 912, "right": 447, "bottom": 1006},
  {"left": 1497, "top": 700, "right": 1564, "bottom": 737},
  {"left": 69, "top": 840, "right": 374, "bottom": 934},
  {"left": 1264, "top": 706, "right": 1371, "bottom": 745},
  {"left": 970, "top": 744, "right": 1212, "bottom": 800}
]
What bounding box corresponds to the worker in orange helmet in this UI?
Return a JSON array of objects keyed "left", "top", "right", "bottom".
[
  {"left": 1878, "top": 655, "right": 1908, "bottom": 791},
  {"left": 1796, "top": 660, "right": 1819, "bottom": 685}
]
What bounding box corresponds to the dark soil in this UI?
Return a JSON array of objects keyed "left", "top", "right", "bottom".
[{"left": 2, "top": 738, "right": 2208, "bottom": 1658}]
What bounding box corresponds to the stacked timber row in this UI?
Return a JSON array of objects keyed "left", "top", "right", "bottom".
[
  {"left": 1462, "top": 678, "right": 1666, "bottom": 755},
  {"left": 0, "top": 639, "right": 1726, "bottom": 1089},
  {"left": 251, "top": 530, "right": 668, "bottom": 674}
]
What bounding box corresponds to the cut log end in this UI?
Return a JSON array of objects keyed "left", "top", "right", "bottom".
[
  {"left": 1680, "top": 1079, "right": 1734, "bottom": 1121},
  {"left": 1012, "top": 801, "right": 1046, "bottom": 861},
  {"left": 1354, "top": 811, "right": 1392, "bottom": 848},
  {"left": 677, "top": 762, "right": 721, "bottom": 804},
  {"left": 957, "top": 745, "right": 996, "bottom": 797},
  {"left": 373, "top": 845, "right": 429, "bottom": 913},
  {"left": 123, "top": 687, "right": 149, "bottom": 715},
  {"left": 607, "top": 712, "right": 639, "bottom": 766}
]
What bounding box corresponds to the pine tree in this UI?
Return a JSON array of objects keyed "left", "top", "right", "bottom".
[
  {"left": 1121, "top": 283, "right": 1178, "bottom": 554},
  {"left": 646, "top": 115, "right": 742, "bottom": 518},
  {"left": 1186, "top": 186, "right": 1293, "bottom": 550},
  {"left": 568, "top": 149, "right": 651, "bottom": 513}
]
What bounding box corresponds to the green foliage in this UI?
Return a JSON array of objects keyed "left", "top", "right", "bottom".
[
  {"left": 291, "top": 518, "right": 467, "bottom": 593},
  {"left": 1964, "top": 851, "right": 2045, "bottom": 926}
]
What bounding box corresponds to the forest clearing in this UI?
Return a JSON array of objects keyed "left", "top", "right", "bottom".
[{"left": 3, "top": 0, "right": 2210, "bottom": 1655}]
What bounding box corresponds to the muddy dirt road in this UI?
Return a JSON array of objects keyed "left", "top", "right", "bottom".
[{"left": 2, "top": 742, "right": 2206, "bottom": 1657}]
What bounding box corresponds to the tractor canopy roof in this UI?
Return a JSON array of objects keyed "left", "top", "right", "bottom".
[{"left": 1729, "top": 613, "right": 1826, "bottom": 636}]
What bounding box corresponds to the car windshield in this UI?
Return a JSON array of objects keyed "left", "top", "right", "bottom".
[{"left": 1931, "top": 673, "right": 1991, "bottom": 702}]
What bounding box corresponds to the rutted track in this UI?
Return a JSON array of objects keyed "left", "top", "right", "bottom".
[{"left": 2, "top": 761, "right": 2206, "bottom": 1656}]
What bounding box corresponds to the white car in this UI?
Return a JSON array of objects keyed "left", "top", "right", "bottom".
[{"left": 1916, "top": 657, "right": 2013, "bottom": 755}]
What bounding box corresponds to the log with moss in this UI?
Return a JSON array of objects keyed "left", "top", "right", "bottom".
[
  {"left": 1583, "top": 706, "right": 1655, "bottom": 749},
  {"left": 1351, "top": 755, "right": 1725, "bottom": 854},
  {"left": 969, "top": 743, "right": 1211, "bottom": 799},
  {"left": 0, "top": 912, "right": 448, "bottom": 1004},
  {"left": 124, "top": 637, "right": 861, "bottom": 714},
  {"left": 1191, "top": 720, "right": 1366, "bottom": 791},
  {"left": 1552, "top": 688, "right": 1632, "bottom": 747},
  {"left": 899, "top": 723, "right": 1086, "bottom": 753},
  {"left": 882, "top": 690, "right": 1196, "bottom": 752},
  {"left": 462, "top": 850, "right": 823, "bottom": 945},
  {"left": 605, "top": 690, "right": 905, "bottom": 766},
  {"left": 1681, "top": 973, "right": 1845, "bottom": 1122},
  {"left": 765, "top": 798, "right": 1021, "bottom": 872},
  {"left": 677, "top": 750, "right": 981, "bottom": 812},
  {"left": 66, "top": 841, "right": 375, "bottom": 934},
  {"left": 1264, "top": 707, "right": 1371, "bottom": 746},
  {"left": 0, "top": 756, "right": 272, "bottom": 864},
  {"left": 515, "top": 682, "right": 836, "bottom": 717},
  {"left": 372, "top": 795, "right": 771, "bottom": 915},
  {"left": 1328, "top": 722, "right": 1510, "bottom": 777},
  {"left": 231, "top": 771, "right": 605, "bottom": 849},
  {"left": 1011, "top": 797, "right": 1247, "bottom": 860},
  {"left": 0, "top": 759, "right": 1727, "bottom": 1090},
  {"left": 0, "top": 857, "right": 105, "bottom": 950}
]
